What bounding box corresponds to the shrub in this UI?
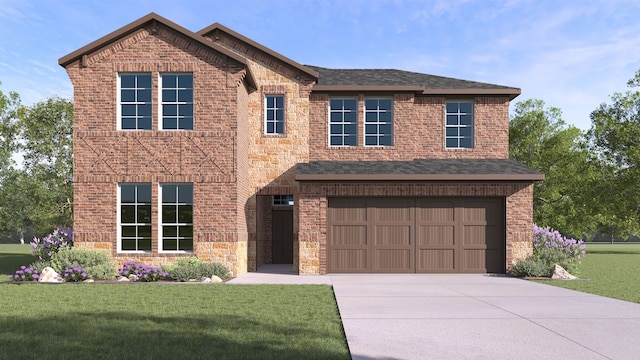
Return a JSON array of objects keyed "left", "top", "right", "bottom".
[
  {"left": 60, "top": 265, "right": 89, "bottom": 282},
  {"left": 509, "top": 259, "right": 550, "bottom": 277},
  {"left": 511, "top": 225, "right": 586, "bottom": 278},
  {"left": 51, "top": 247, "right": 117, "bottom": 280},
  {"left": 30, "top": 227, "right": 73, "bottom": 261},
  {"left": 29, "top": 261, "right": 52, "bottom": 274},
  {"left": 118, "top": 261, "right": 169, "bottom": 282},
  {"left": 8, "top": 265, "right": 40, "bottom": 282},
  {"left": 164, "top": 257, "right": 230, "bottom": 282},
  {"left": 533, "top": 224, "right": 585, "bottom": 274}
]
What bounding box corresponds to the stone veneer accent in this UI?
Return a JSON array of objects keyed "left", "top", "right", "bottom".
[{"left": 297, "top": 182, "right": 534, "bottom": 274}]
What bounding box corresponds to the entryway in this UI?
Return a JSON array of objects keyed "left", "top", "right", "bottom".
[{"left": 271, "top": 209, "right": 293, "bottom": 264}]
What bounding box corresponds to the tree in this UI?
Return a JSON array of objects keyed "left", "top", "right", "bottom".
[
  {"left": 586, "top": 69, "right": 640, "bottom": 239},
  {"left": 18, "top": 97, "right": 74, "bottom": 237},
  {"left": 0, "top": 83, "right": 20, "bottom": 171},
  {"left": 509, "top": 99, "right": 595, "bottom": 238}
]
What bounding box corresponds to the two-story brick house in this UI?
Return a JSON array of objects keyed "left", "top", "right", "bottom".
[{"left": 59, "top": 13, "right": 542, "bottom": 276}]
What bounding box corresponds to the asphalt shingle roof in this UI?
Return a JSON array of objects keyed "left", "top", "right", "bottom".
[
  {"left": 305, "top": 65, "right": 518, "bottom": 91},
  {"left": 295, "top": 159, "right": 543, "bottom": 181}
]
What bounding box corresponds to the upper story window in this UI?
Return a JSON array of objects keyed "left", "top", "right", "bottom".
[
  {"left": 265, "top": 95, "right": 284, "bottom": 134},
  {"left": 445, "top": 102, "right": 473, "bottom": 149},
  {"left": 364, "top": 98, "right": 393, "bottom": 146},
  {"left": 329, "top": 98, "right": 357, "bottom": 146},
  {"left": 160, "top": 183, "right": 193, "bottom": 252},
  {"left": 160, "top": 73, "right": 193, "bottom": 130},
  {"left": 118, "top": 183, "right": 152, "bottom": 252},
  {"left": 118, "top": 73, "right": 152, "bottom": 130}
]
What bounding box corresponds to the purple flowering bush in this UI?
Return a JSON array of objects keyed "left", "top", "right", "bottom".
[
  {"left": 533, "top": 224, "right": 586, "bottom": 265},
  {"left": 118, "top": 261, "right": 169, "bottom": 282},
  {"left": 30, "top": 227, "right": 73, "bottom": 261},
  {"left": 511, "top": 225, "right": 586, "bottom": 277},
  {"left": 8, "top": 265, "right": 40, "bottom": 282},
  {"left": 60, "top": 265, "right": 89, "bottom": 282}
]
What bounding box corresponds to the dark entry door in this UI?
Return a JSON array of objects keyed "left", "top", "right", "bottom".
[{"left": 272, "top": 210, "right": 293, "bottom": 263}]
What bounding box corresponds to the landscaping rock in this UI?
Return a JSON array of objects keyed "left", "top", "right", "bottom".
[
  {"left": 39, "top": 267, "right": 62, "bottom": 283},
  {"left": 210, "top": 275, "right": 223, "bottom": 283},
  {"left": 200, "top": 277, "right": 212, "bottom": 283},
  {"left": 551, "top": 264, "right": 578, "bottom": 280},
  {"left": 83, "top": 279, "right": 95, "bottom": 283},
  {"left": 128, "top": 274, "right": 139, "bottom": 282},
  {"left": 117, "top": 276, "right": 130, "bottom": 282}
]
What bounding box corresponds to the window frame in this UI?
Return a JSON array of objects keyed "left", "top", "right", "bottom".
[
  {"left": 363, "top": 98, "right": 394, "bottom": 147},
  {"left": 264, "top": 95, "right": 285, "bottom": 135},
  {"left": 272, "top": 195, "right": 294, "bottom": 206},
  {"left": 158, "top": 73, "right": 194, "bottom": 131},
  {"left": 328, "top": 98, "right": 358, "bottom": 147},
  {"left": 117, "top": 183, "right": 153, "bottom": 253},
  {"left": 117, "top": 73, "right": 152, "bottom": 131},
  {"left": 445, "top": 101, "right": 474, "bottom": 149},
  {"left": 159, "top": 183, "right": 194, "bottom": 253}
]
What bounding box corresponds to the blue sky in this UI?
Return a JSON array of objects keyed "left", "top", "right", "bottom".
[{"left": 1, "top": 0, "right": 639, "bottom": 130}]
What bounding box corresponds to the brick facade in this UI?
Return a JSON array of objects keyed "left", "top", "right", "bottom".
[{"left": 61, "top": 13, "right": 537, "bottom": 276}]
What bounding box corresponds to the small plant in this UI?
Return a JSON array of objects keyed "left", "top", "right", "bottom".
[
  {"left": 8, "top": 265, "right": 40, "bottom": 282},
  {"left": 60, "top": 265, "right": 89, "bottom": 282},
  {"left": 118, "top": 261, "right": 169, "bottom": 282},
  {"left": 509, "top": 259, "right": 550, "bottom": 277},
  {"left": 51, "top": 247, "right": 117, "bottom": 280},
  {"left": 30, "top": 227, "right": 73, "bottom": 261},
  {"left": 164, "top": 257, "right": 230, "bottom": 282}
]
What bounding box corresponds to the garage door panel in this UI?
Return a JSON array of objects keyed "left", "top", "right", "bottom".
[
  {"left": 417, "top": 249, "right": 455, "bottom": 272},
  {"left": 415, "top": 200, "right": 455, "bottom": 222},
  {"left": 374, "top": 249, "right": 412, "bottom": 272},
  {"left": 417, "top": 225, "right": 455, "bottom": 246},
  {"left": 375, "top": 225, "right": 411, "bottom": 246},
  {"left": 329, "top": 249, "right": 368, "bottom": 272},
  {"left": 371, "top": 199, "right": 412, "bottom": 222},
  {"left": 331, "top": 225, "right": 367, "bottom": 246},
  {"left": 330, "top": 198, "right": 367, "bottom": 222},
  {"left": 463, "top": 225, "right": 486, "bottom": 246}
]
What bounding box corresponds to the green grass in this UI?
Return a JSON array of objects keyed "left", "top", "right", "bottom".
[
  {"left": 535, "top": 243, "right": 640, "bottom": 303},
  {"left": 0, "top": 244, "right": 350, "bottom": 359},
  {"left": 0, "top": 284, "right": 350, "bottom": 360},
  {"left": 0, "top": 244, "right": 36, "bottom": 282}
]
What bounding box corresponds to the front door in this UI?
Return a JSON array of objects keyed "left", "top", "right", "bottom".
[{"left": 272, "top": 210, "right": 293, "bottom": 263}]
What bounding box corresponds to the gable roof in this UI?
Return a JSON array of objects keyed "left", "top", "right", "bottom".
[
  {"left": 197, "top": 23, "right": 319, "bottom": 80},
  {"left": 295, "top": 159, "right": 543, "bottom": 181},
  {"left": 58, "top": 13, "right": 256, "bottom": 89},
  {"left": 306, "top": 65, "right": 521, "bottom": 99}
]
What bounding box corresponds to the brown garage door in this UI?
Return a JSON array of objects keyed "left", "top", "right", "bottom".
[{"left": 327, "top": 197, "right": 505, "bottom": 273}]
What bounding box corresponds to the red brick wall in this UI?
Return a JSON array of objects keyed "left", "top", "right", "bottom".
[
  {"left": 309, "top": 94, "right": 510, "bottom": 161},
  {"left": 297, "top": 182, "right": 534, "bottom": 274},
  {"left": 66, "top": 23, "right": 249, "bottom": 265}
]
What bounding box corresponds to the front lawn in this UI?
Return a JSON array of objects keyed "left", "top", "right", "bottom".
[
  {"left": 535, "top": 243, "right": 640, "bottom": 303},
  {"left": 0, "top": 284, "right": 350, "bottom": 360}
]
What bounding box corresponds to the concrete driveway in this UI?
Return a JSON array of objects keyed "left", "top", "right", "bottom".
[{"left": 228, "top": 267, "right": 640, "bottom": 359}]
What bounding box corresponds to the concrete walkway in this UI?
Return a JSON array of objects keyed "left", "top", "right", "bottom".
[{"left": 228, "top": 266, "right": 640, "bottom": 360}]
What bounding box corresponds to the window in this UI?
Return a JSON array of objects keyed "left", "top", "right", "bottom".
[
  {"left": 364, "top": 98, "right": 393, "bottom": 146},
  {"left": 445, "top": 102, "right": 473, "bottom": 149},
  {"left": 118, "top": 184, "right": 152, "bottom": 252},
  {"left": 119, "top": 74, "right": 152, "bottom": 130},
  {"left": 273, "top": 195, "right": 294, "bottom": 206},
  {"left": 329, "top": 98, "right": 357, "bottom": 146},
  {"left": 265, "top": 95, "right": 284, "bottom": 134},
  {"left": 160, "top": 184, "right": 193, "bottom": 252},
  {"left": 160, "top": 74, "right": 193, "bottom": 130}
]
